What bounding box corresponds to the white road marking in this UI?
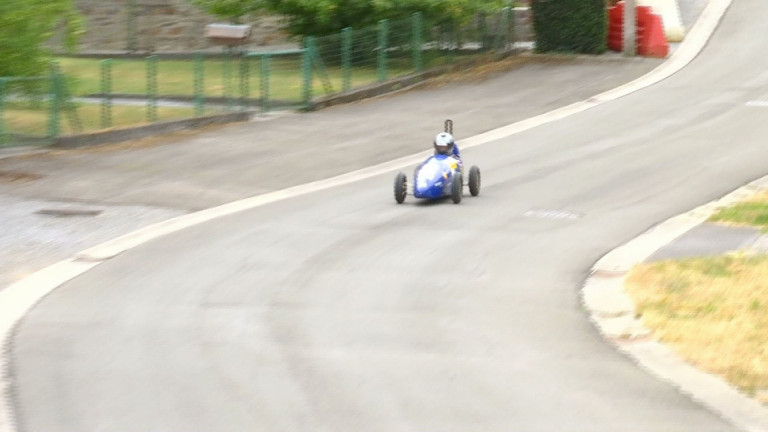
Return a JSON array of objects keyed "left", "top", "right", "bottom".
[{"left": 524, "top": 209, "right": 583, "bottom": 220}]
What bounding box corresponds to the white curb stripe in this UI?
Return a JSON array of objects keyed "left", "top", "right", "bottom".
[{"left": 0, "top": 260, "right": 99, "bottom": 432}]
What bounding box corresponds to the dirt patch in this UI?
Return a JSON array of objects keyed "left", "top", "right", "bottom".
[
  {"left": 0, "top": 171, "right": 44, "bottom": 182},
  {"left": 10, "top": 122, "right": 237, "bottom": 159},
  {"left": 421, "top": 54, "right": 594, "bottom": 88}
]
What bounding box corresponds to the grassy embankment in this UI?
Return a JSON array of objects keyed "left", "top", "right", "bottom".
[
  {"left": 3, "top": 55, "right": 426, "bottom": 138},
  {"left": 625, "top": 189, "right": 768, "bottom": 404}
]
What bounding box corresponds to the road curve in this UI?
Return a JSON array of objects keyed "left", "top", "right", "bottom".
[{"left": 11, "top": 0, "right": 768, "bottom": 431}]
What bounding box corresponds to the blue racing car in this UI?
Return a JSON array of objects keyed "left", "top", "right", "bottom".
[{"left": 394, "top": 120, "right": 480, "bottom": 204}]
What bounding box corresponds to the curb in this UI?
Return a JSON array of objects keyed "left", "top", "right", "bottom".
[{"left": 582, "top": 174, "right": 768, "bottom": 431}]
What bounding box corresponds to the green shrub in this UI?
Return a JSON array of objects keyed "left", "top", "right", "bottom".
[{"left": 531, "top": 0, "right": 607, "bottom": 54}]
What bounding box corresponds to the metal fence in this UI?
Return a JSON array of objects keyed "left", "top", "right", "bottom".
[
  {"left": 0, "top": 73, "right": 82, "bottom": 147},
  {"left": 0, "top": 9, "right": 516, "bottom": 147}
]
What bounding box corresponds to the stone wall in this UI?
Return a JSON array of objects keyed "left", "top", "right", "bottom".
[{"left": 55, "top": 0, "right": 291, "bottom": 53}]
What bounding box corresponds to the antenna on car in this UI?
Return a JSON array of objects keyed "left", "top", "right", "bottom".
[{"left": 444, "top": 119, "right": 453, "bottom": 135}]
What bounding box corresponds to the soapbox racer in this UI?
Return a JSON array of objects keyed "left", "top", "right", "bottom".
[{"left": 394, "top": 120, "right": 481, "bottom": 204}]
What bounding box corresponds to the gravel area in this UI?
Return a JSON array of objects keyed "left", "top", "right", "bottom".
[{"left": 0, "top": 194, "right": 184, "bottom": 290}]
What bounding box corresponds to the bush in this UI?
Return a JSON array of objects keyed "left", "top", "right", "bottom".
[
  {"left": 0, "top": 0, "right": 82, "bottom": 77},
  {"left": 532, "top": 0, "right": 607, "bottom": 54}
]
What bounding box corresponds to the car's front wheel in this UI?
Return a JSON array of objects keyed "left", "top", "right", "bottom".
[
  {"left": 469, "top": 165, "right": 481, "bottom": 197},
  {"left": 451, "top": 172, "right": 463, "bottom": 204},
  {"left": 394, "top": 172, "right": 407, "bottom": 204}
]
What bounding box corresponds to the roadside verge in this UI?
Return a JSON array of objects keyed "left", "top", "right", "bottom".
[{"left": 583, "top": 174, "right": 768, "bottom": 432}]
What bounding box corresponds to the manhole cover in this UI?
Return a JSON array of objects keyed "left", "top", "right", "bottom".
[
  {"left": 0, "top": 170, "right": 43, "bottom": 182},
  {"left": 35, "top": 209, "right": 103, "bottom": 217}
]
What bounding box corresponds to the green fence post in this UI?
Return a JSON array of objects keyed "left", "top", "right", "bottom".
[
  {"left": 0, "top": 79, "right": 5, "bottom": 145},
  {"left": 194, "top": 51, "right": 204, "bottom": 116},
  {"left": 341, "top": 27, "right": 352, "bottom": 92},
  {"left": 261, "top": 54, "right": 271, "bottom": 113},
  {"left": 100, "top": 59, "right": 112, "bottom": 128},
  {"left": 504, "top": 7, "right": 514, "bottom": 50},
  {"left": 412, "top": 13, "right": 423, "bottom": 72},
  {"left": 146, "top": 55, "right": 158, "bottom": 122},
  {"left": 223, "top": 48, "right": 233, "bottom": 111},
  {"left": 377, "top": 19, "right": 389, "bottom": 82},
  {"left": 478, "top": 12, "right": 488, "bottom": 51},
  {"left": 239, "top": 56, "right": 249, "bottom": 111},
  {"left": 48, "top": 73, "right": 62, "bottom": 138},
  {"left": 302, "top": 38, "right": 314, "bottom": 108}
]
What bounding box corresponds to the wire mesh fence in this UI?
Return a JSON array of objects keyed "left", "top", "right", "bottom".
[
  {"left": 0, "top": 9, "right": 517, "bottom": 147},
  {"left": 0, "top": 75, "right": 76, "bottom": 147},
  {"left": 309, "top": 8, "right": 516, "bottom": 97}
]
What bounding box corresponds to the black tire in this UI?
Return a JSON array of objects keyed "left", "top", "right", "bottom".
[
  {"left": 394, "top": 172, "right": 407, "bottom": 204},
  {"left": 451, "top": 172, "right": 463, "bottom": 204},
  {"left": 468, "top": 165, "right": 481, "bottom": 197}
]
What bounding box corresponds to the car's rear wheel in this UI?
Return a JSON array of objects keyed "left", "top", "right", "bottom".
[
  {"left": 394, "top": 172, "right": 407, "bottom": 204},
  {"left": 451, "top": 172, "right": 463, "bottom": 204},
  {"left": 469, "top": 165, "right": 481, "bottom": 197}
]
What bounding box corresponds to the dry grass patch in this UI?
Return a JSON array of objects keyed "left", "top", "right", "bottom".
[
  {"left": 423, "top": 55, "right": 551, "bottom": 88},
  {"left": 38, "top": 122, "right": 237, "bottom": 156},
  {"left": 625, "top": 254, "right": 768, "bottom": 397}
]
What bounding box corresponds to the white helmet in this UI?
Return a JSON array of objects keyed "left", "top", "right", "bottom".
[{"left": 434, "top": 132, "right": 454, "bottom": 155}]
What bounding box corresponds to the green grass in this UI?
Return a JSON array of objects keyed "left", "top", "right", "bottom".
[
  {"left": 58, "top": 56, "right": 422, "bottom": 103},
  {"left": 708, "top": 190, "right": 768, "bottom": 232},
  {"left": 0, "top": 51, "right": 487, "bottom": 140},
  {"left": 2, "top": 102, "right": 220, "bottom": 137}
]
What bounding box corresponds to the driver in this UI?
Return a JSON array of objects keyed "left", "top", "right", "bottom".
[{"left": 433, "top": 132, "right": 461, "bottom": 160}]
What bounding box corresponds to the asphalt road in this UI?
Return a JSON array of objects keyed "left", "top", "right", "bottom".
[
  {"left": 0, "top": 56, "right": 662, "bottom": 211},
  {"left": 10, "top": 0, "right": 768, "bottom": 430}
]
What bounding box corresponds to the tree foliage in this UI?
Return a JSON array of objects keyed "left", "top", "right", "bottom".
[
  {"left": 191, "top": 0, "right": 507, "bottom": 37},
  {"left": 268, "top": 0, "right": 507, "bottom": 36},
  {"left": 0, "top": 0, "right": 83, "bottom": 77},
  {"left": 190, "top": 0, "right": 265, "bottom": 23},
  {"left": 531, "top": 0, "right": 606, "bottom": 54}
]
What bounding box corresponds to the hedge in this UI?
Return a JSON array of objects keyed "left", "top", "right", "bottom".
[{"left": 532, "top": 0, "right": 607, "bottom": 54}]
